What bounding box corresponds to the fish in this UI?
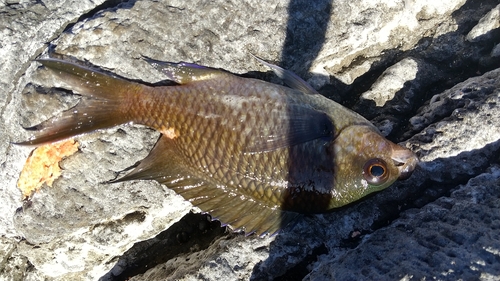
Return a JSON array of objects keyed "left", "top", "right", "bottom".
[{"left": 17, "top": 56, "right": 419, "bottom": 235}]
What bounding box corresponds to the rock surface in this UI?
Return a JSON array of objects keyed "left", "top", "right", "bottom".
[{"left": 1, "top": 0, "right": 500, "bottom": 280}]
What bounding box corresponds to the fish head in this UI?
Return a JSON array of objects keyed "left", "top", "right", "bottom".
[{"left": 329, "top": 125, "right": 419, "bottom": 208}]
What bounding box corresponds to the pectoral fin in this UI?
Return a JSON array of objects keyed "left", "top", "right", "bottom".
[
  {"left": 245, "top": 105, "right": 334, "bottom": 153},
  {"left": 114, "top": 136, "right": 296, "bottom": 235}
]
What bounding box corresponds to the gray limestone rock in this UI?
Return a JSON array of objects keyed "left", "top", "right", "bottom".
[
  {"left": 305, "top": 165, "right": 500, "bottom": 280},
  {"left": 1, "top": 0, "right": 500, "bottom": 280},
  {"left": 409, "top": 68, "right": 500, "bottom": 183},
  {"left": 0, "top": 0, "right": 107, "bottom": 240},
  {"left": 466, "top": 3, "right": 500, "bottom": 43}
]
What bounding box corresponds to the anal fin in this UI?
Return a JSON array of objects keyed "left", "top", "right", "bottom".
[{"left": 114, "top": 136, "right": 296, "bottom": 235}]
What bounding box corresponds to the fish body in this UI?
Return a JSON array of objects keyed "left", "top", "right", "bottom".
[{"left": 18, "top": 57, "right": 418, "bottom": 234}]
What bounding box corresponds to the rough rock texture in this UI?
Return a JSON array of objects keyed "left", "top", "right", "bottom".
[
  {"left": 306, "top": 165, "right": 500, "bottom": 280},
  {"left": 1, "top": 0, "right": 500, "bottom": 280}
]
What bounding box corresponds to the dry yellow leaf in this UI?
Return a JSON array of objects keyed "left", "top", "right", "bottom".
[{"left": 17, "top": 139, "right": 79, "bottom": 198}]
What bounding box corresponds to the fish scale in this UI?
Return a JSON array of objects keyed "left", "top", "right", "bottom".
[
  {"left": 16, "top": 58, "right": 419, "bottom": 235},
  {"left": 131, "top": 80, "right": 291, "bottom": 196}
]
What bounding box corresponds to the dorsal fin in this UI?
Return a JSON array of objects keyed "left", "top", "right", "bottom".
[
  {"left": 143, "top": 57, "right": 227, "bottom": 84},
  {"left": 114, "top": 136, "right": 297, "bottom": 235},
  {"left": 252, "top": 55, "right": 320, "bottom": 95}
]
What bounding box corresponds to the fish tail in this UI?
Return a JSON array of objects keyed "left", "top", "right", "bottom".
[{"left": 17, "top": 59, "right": 146, "bottom": 146}]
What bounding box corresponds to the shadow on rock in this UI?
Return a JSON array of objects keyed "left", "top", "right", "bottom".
[
  {"left": 248, "top": 1, "right": 500, "bottom": 278},
  {"left": 99, "top": 212, "right": 228, "bottom": 281}
]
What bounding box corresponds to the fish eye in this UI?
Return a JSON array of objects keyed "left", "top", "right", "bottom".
[{"left": 363, "top": 158, "right": 389, "bottom": 185}]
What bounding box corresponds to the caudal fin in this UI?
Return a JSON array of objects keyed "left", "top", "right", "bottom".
[{"left": 17, "top": 59, "right": 143, "bottom": 146}]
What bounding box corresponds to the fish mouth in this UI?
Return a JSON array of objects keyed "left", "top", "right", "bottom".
[{"left": 391, "top": 145, "right": 419, "bottom": 180}]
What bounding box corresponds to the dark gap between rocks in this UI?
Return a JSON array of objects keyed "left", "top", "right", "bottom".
[
  {"left": 273, "top": 244, "right": 329, "bottom": 281},
  {"left": 63, "top": 0, "right": 138, "bottom": 34},
  {"left": 99, "top": 212, "right": 228, "bottom": 281},
  {"left": 324, "top": 0, "right": 500, "bottom": 144}
]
